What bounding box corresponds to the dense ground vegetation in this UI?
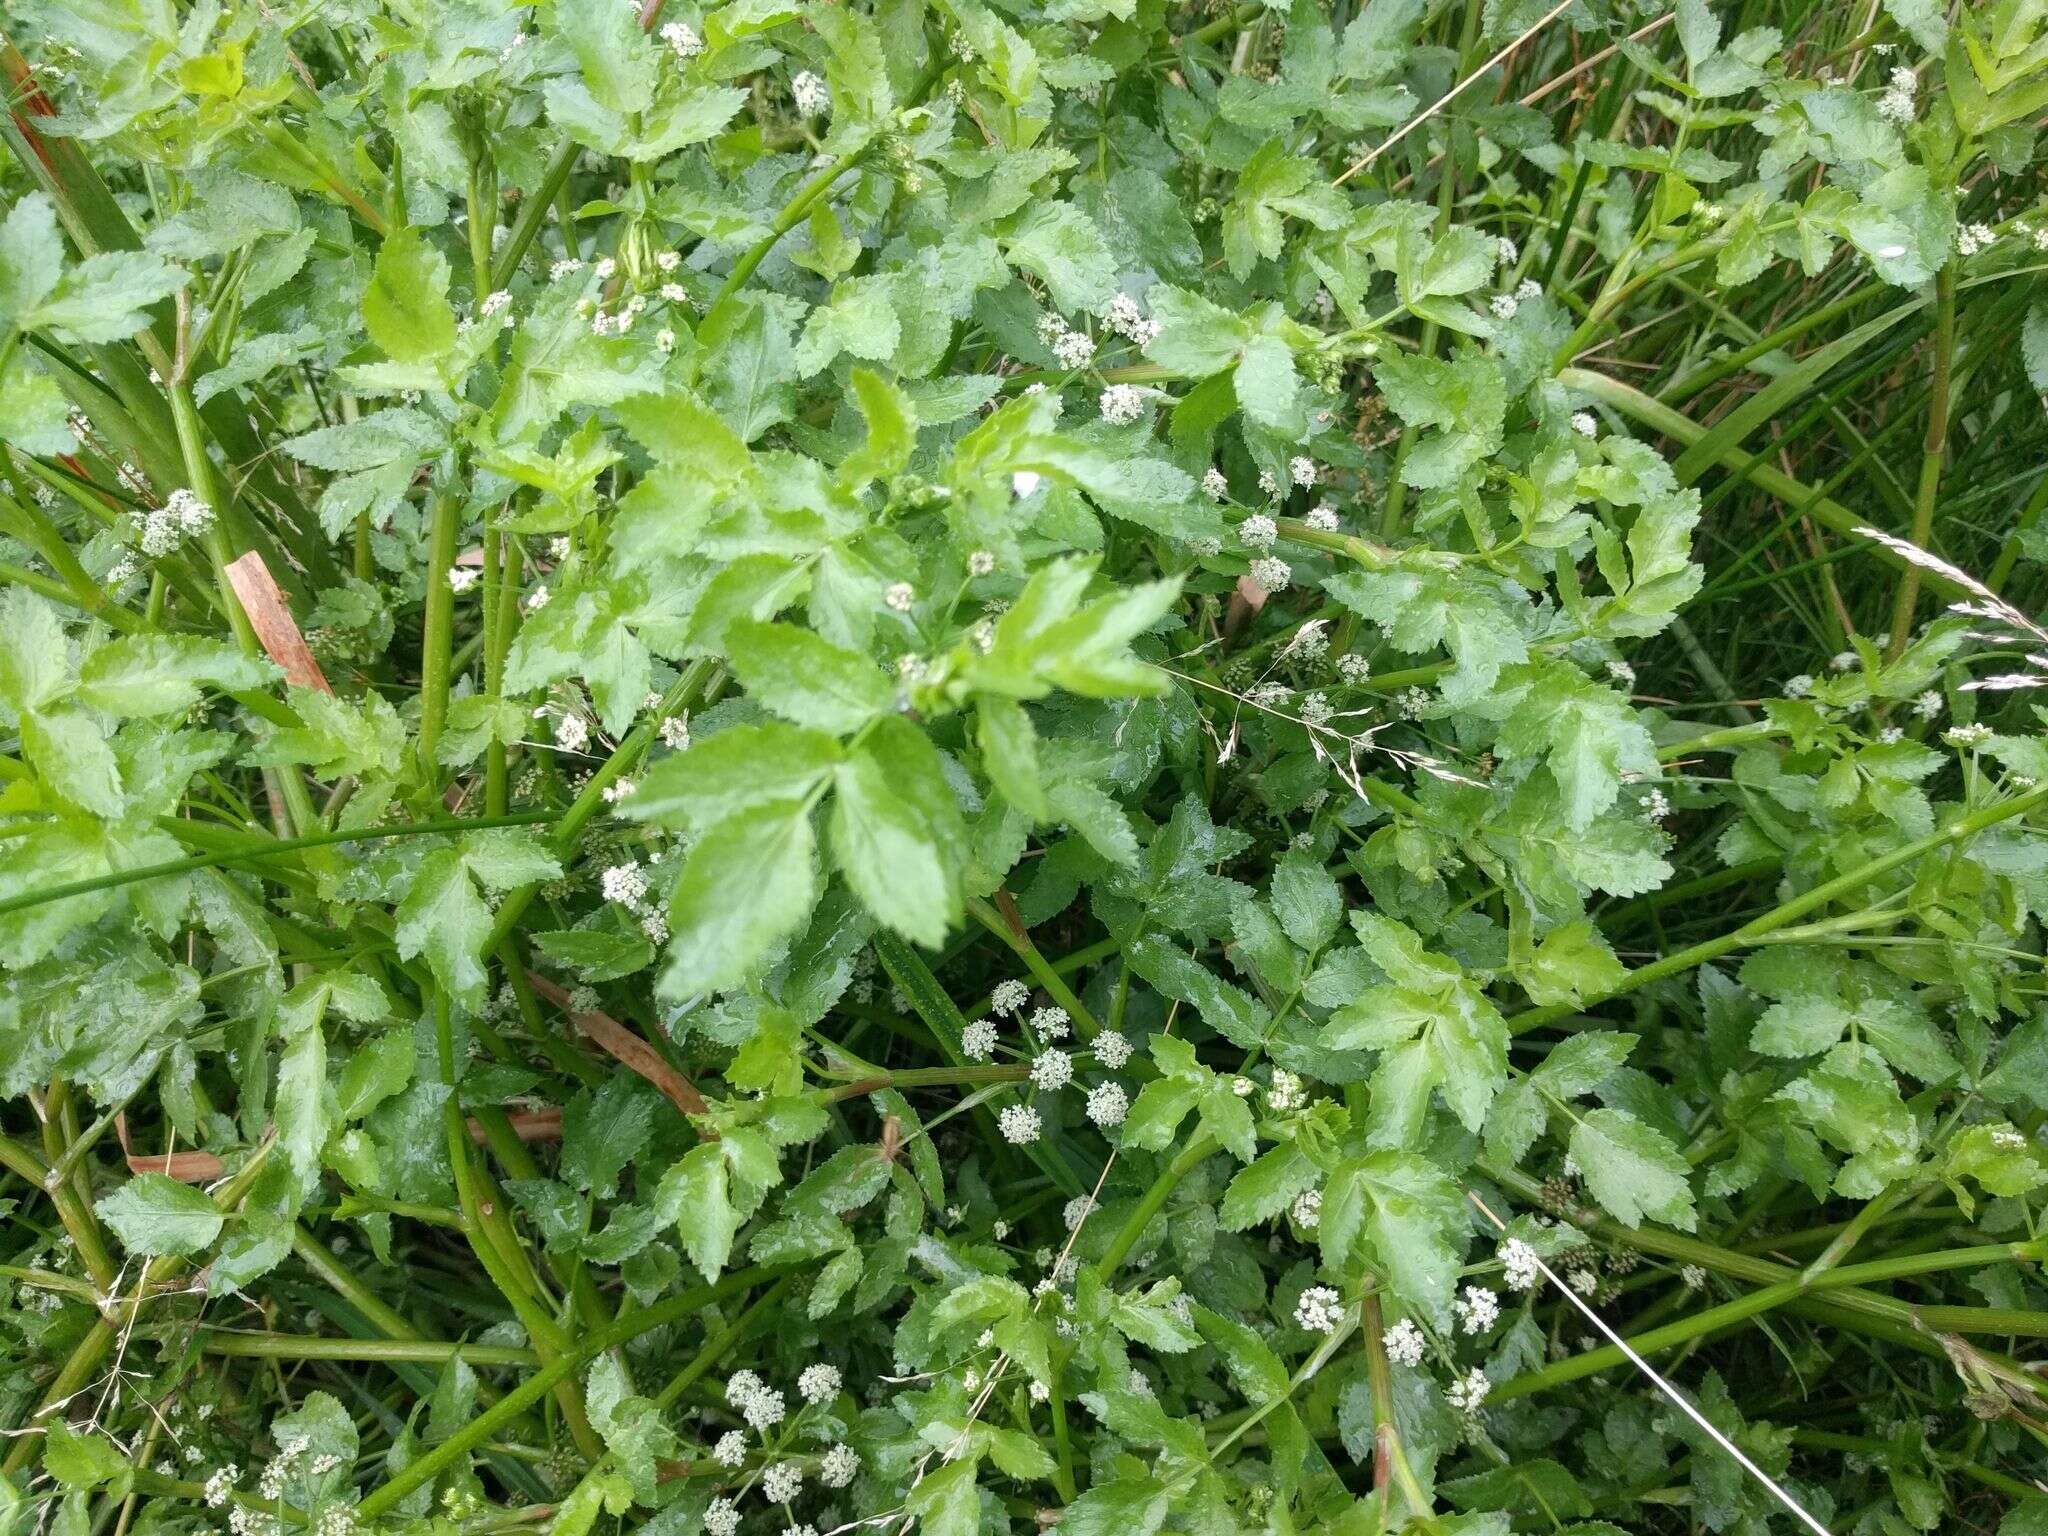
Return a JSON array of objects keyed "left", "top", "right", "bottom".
[{"left": 3, "top": 0, "right": 2048, "bottom": 1533}]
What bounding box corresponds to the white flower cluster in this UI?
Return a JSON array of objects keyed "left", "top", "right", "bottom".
[
  {"left": 1381, "top": 1317, "right": 1425, "bottom": 1366},
  {"left": 136, "top": 488, "right": 216, "bottom": 556},
  {"left": 1266, "top": 1069, "right": 1306, "bottom": 1112},
  {"left": 1092, "top": 1029, "right": 1132, "bottom": 1068},
  {"left": 727, "top": 1369, "right": 787, "bottom": 1431},
  {"left": 998, "top": 1103, "right": 1042, "bottom": 1144},
  {"left": 659, "top": 20, "right": 702, "bottom": 57},
  {"left": 1037, "top": 310, "right": 1098, "bottom": 370},
  {"left": 1294, "top": 1284, "right": 1344, "bottom": 1333},
  {"left": 991, "top": 978, "right": 1030, "bottom": 1014},
  {"left": 791, "top": 70, "right": 830, "bottom": 116},
  {"left": 1030, "top": 1048, "right": 1073, "bottom": 1090},
  {"left": 962, "top": 1017, "right": 999, "bottom": 1059},
  {"left": 1289, "top": 455, "right": 1317, "bottom": 488},
  {"left": 1876, "top": 66, "right": 1916, "bottom": 124},
  {"left": 1455, "top": 1285, "right": 1500, "bottom": 1334},
  {"left": 1105, "top": 292, "right": 1160, "bottom": 346},
  {"left": 1290, "top": 1188, "right": 1321, "bottom": 1229},
  {"left": 1446, "top": 1367, "right": 1491, "bottom": 1416},
  {"left": 1500, "top": 1237, "right": 1540, "bottom": 1292},
  {"left": 1099, "top": 383, "right": 1149, "bottom": 425},
  {"left": 884, "top": 581, "right": 915, "bottom": 613},
  {"left": 1957, "top": 223, "right": 1998, "bottom": 257},
  {"left": 1202, "top": 466, "right": 1230, "bottom": 501},
  {"left": 821, "top": 1442, "right": 860, "bottom": 1488},
  {"left": 1249, "top": 556, "right": 1291, "bottom": 594},
  {"left": 1239, "top": 513, "right": 1277, "bottom": 549},
  {"left": 446, "top": 564, "right": 480, "bottom": 594},
  {"left": 1303, "top": 502, "right": 1339, "bottom": 531},
  {"left": 1085, "top": 1081, "right": 1128, "bottom": 1126},
  {"left": 1030, "top": 1005, "right": 1069, "bottom": 1040}
]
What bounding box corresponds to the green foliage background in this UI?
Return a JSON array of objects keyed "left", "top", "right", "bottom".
[{"left": 2, "top": 0, "right": 2048, "bottom": 1533}]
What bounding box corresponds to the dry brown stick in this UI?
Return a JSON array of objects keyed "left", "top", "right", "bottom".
[
  {"left": 223, "top": 550, "right": 333, "bottom": 694},
  {"left": 525, "top": 971, "right": 710, "bottom": 1120}
]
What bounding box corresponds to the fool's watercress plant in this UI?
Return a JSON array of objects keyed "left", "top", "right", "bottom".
[{"left": 4, "top": 0, "right": 2048, "bottom": 1533}]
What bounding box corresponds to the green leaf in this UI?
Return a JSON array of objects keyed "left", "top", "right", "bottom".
[
  {"left": 77, "top": 635, "right": 274, "bottom": 717},
  {"left": 1320, "top": 1150, "right": 1464, "bottom": 1326},
  {"left": 42, "top": 1425, "right": 132, "bottom": 1494},
  {"left": 393, "top": 847, "right": 493, "bottom": 1007},
  {"left": 832, "top": 735, "right": 959, "bottom": 946},
  {"left": 724, "top": 620, "right": 891, "bottom": 735},
  {"left": 363, "top": 227, "right": 456, "bottom": 365},
  {"left": 660, "top": 799, "right": 819, "bottom": 996},
  {"left": 1570, "top": 1108, "right": 1697, "bottom": 1231},
  {"left": 1058, "top": 1477, "right": 1171, "bottom": 1536},
  {"left": 95, "top": 1173, "right": 224, "bottom": 1256},
  {"left": 1002, "top": 202, "right": 1115, "bottom": 314}
]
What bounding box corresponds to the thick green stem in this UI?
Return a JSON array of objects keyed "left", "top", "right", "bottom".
[
  {"left": 1494, "top": 1239, "right": 2042, "bottom": 1401},
  {"left": 356, "top": 1265, "right": 783, "bottom": 1518},
  {"left": 1885, "top": 263, "right": 1955, "bottom": 657},
  {"left": 1509, "top": 783, "right": 2048, "bottom": 1033},
  {"left": 1092, "top": 1132, "right": 1216, "bottom": 1280},
  {"left": 966, "top": 895, "right": 1103, "bottom": 1038},
  {"left": 417, "top": 490, "right": 461, "bottom": 792}
]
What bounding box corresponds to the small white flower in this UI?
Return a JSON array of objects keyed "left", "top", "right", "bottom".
[
  {"left": 791, "top": 70, "right": 830, "bottom": 116},
  {"left": 1258, "top": 467, "right": 1280, "bottom": 497},
  {"left": 1030, "top": 1006, "right": 1069, "bottom": 1040},
  {"left": 999, "top": 1104, "right": 1042, "bottom": 1144},
  {"left": 1052, "top": 327, "right": 1097, "bottom": 371},
  {"left": 1291, "top": 1188, "right": 1321, "bottom": 1229},
  {"left": 1106, "top": 292, "right": 1160, "bottom": 345},
  {"left": 1490, "top": 293, "right": 1519, "bottom": 320},
  {"left": 1830, "top": 650, "right": 1859, "bottom": 672},
  {"left": 1337, "top": 653, "right": 1371, "bottom": 682},
  {"left": 660, "top": 281, "right": 689, "bottom": 303},
  {"left": 1945, "top": 723, "right": 1993, "bottom": 748},
  {"left": 1202, "top": 466, "right": 1230, "bottom": 501},
  {"left": 1063, "top": 1195, "right": 1095, "bottom": 1230},
  {"left": 726, "top": 1370, "right": 765, "bottom": 1406},
  {"left": 991, "top": 979, "right": 1030, "bottom": 1014},
  {"left": 1516, "top": 278, "right": 1542, "bottom": 301},
  {"left": 1304, "top": 502, "right": 1339, "bottom": 531},
  {"left": 1239, "top": 513, "right": 1278, "bottom": 549},
  {"left": 601, "top": 861, "right": 648, "bottom": 908},
  {"left": 962, "top": 1018, "right": 999, "bottom": 1060},
  {"left": 712, "top": 1431, "right": 746, "bottom": 1467},
  {"left": 1294, "top": 1285, "right": 1344, "bottom": 1333},
  {"left": 1249, "top": 556, "right": 1291, "bottom": 593},
  {"left": 742, "top": 1386, "right": 786, "bottom": 1431},
  {"left": 1289, "top": 456, "right": 1317, "bottom": 488},
  {"left": 661, "top": 713, "right": 691, "bottom": 750},
  {"left": 1098, "top": 383, "right": 1148, "bottom": 425},
  {"left": 1085, "top": 1081, "right": 1127, "bottom": 1127},
  {"left": 1455, "top": 1285, "right": 1500, "bottom": 1334},
  {"left": 884, "top": 581, "right": 915, "bottom": 612},
  {"left": 1446, "top": 1367, "right": 1491, "bottom": 1416},
  {"left": 1396, "top": 686, "right": 1430, "bottom": 719},
  {"left": 1878, "top": 725, "right": 1903, "bottom": 744},
  {"left": 446, "top": 564, "right": 480, "bottom": 594},
  {"left": 798, "top": 1363, "right": 842, "bottom": 1404},
  {"left": 1011, "top": 471, "right": 1043, "bottom": 498},
  {"left": 1093, "top": 1029, "right": 1132, "bottom": 1069},
  {"left": 703, "top": 1499, "right": 739, "bottom": 1536},
  {"left": 1500, "top": 1238, "right": 1540, "bottom": 1292},
  {"left": 1607, "top": 659, "right": 1637, "bottom": 687},
  {"left": 1639, "top": 788, "right": 1670, "bottom": 820},
  {"left": 549, "top": 257, "right": 583, "bottom": 282},
  {"left": 1495, "top": 236, "right": 1519, "bottom": 266},
  {"left": 1571, "top": 411, "right": 1598, "bottom": 438},
  {"left": 655, "top": 327, "right": 677, "bottom": 353},
  {"left": 1913, "top": 689, "right": 1944, "bottom": 720},
  {"left": 1383, "top": 1317, "right": 1426, "bottom": 1366},
  {"left": 1031, "top": 1049, "right": 1073, "bottom": 1091},
  {"left": 659, "top": 20, "right": 703, "bottom": 57},
  {"left": 821, "top": 1443, "right": 859, "bottom": 1488},
  {"left": 1680, "top": 1263, "right": 1708, "bottom": 1290},
  {"left": 592, "top": 257, "right": 616, "bottom": 282},
  {"left": 554, "top": 713, "right": 590, "bottom": 754},
  {"left": 656, "top": 250, "right": 682, "bottom": 272},
  {"left": 968, "top": 549, "right": 996, "bottom": 576},
  {"left": 526, "top": 583, "right": 551, "bottom": 612},
  {"left": 1567, "top": 1265, "right": 1599, "bottom": 1296},
  {"left": 204, "top": 1468, "right": 239, "bottom": 1507},
  {"left": 1784, "top": 674, "right": 1814, "bottom": 699},
  {"left": 1266, "top": 1069, "right": 1306, "bottom": 1112},
  {"left": 1957, "top": 223, "right": 1998, "bottom": 257}
]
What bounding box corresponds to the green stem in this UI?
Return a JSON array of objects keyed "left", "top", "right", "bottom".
[
  {"left": 1495, "top": 1238, "right": 2042, "bottom": 1402},
  {"left": 652, "top": 1276, "right": 792, "bottom": 1409},
  {"left": 198, "top": 1332, "right": 539, "bottom": 1366},
  {"left": 0, "top": 1132, "right": 117, "bottom": 1290},
  {"left": 1885, "top": 263, "right": 1955, "bottom": 657},
  {"left": 1092, "top": 1132, "right": 1216, "bottom": 1280},
  {"left": 356, "top": 1266, "right": 783, "bottom": 1519},
  {"left": 417, "top": 489, "right": 461, "bottom": 792},
  {"left": 0, "top": 813, "right": 550, "bottom": 919},
  {"left": 1508, "top": 783, "right": 2048, "bottom": 1033},
  {"left": 966, "top": 895, "right": 1103, "bottom": 1038}
]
